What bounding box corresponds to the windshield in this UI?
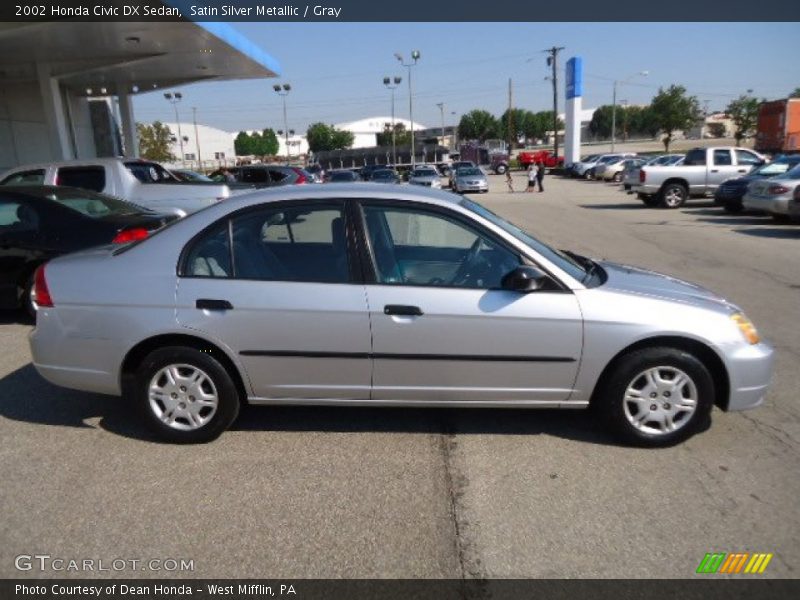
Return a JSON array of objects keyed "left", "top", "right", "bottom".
[
  {"left": 777, "top": 163, "right": 800, "bottom": 180},
  {"left": 174, "top": 170, "right": 212, "bottom": 182},
  {"left": 125, "top": 161, "right": 180, "bottom": 183},
  {"left": 413, "top": 169, "right": 437, "bottom": 177},
  {"left": 45, "top": 188, "right": 148, "bottom": 217},
  {"left": 459, "top": 198, "right": 590, "bottom": 284},
  {"left": 756, "top": 159, "right": 800, "bottom": 177},
  {"left": 372, "top": 171, "right": 395, "bottom": 178},
  {"left": 458, "top": 168, "right": 482, "bottom": 176}
]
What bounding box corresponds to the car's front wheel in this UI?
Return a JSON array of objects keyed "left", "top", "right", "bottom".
[
  {"left": 596, "top": 347, "right": 714, "bottom": 447},
  {"left": 135, "top": 346, "right": 240, "bottom": 443}
]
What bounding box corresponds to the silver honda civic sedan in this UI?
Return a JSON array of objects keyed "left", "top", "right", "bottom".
[{"left": 29, "top": 184, "right": 774, "bottom": 446}]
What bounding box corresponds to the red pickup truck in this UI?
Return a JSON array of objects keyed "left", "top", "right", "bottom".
[{"left": 517, "top": 150, "right": 564, "bottom": 171}]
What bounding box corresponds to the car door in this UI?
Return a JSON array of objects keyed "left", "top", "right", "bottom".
[
  {"left": 175, "top": 200, "right": 372, "bottom": 401},
  {"left": 707, "top": 149, "right": 740, "bottom": 190},
  {"left": 358, "top": 200, "right": 583, "bottom": 404}
]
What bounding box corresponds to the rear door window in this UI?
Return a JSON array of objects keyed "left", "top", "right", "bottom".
[
  {"left": 241, "top": 169, "right": 270, "bottom": 184},
  {"left": 1, "top": 169, "right": 46, "bottom": 186},
  {"left": 684, "top": 149, "right": 706, "bottom": 166},
  {"left": 0, "top": 199, "right": 40, "bottom": 233},
  {"left": 712, "top": 150, "right": 732, "bottom": 166},
  {"left": 56, "top": 166, "right": 106, "bottom": 192}
]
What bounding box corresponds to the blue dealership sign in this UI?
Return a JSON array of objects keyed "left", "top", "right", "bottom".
[{"left": 566, "top": 57, "right": 583, "bottom": 99}]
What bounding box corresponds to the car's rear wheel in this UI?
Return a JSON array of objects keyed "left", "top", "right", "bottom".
[
  {"left": 20, "top": 274, "right": 36, "bottom": 320},
  {"left": 596, "top": 347, "right": 714, "bottom": 447},
  {"left": 135, "top": 346, "right": 240, "bottom": 443},
  {"left": 660, "top": 183, "right": 688, "bottom": 208},
  {"left": 613, "top": 172, "right": 623, "bottom": 183}
]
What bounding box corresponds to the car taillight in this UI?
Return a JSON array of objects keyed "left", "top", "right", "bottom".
[
  {"left": 292, "top": 168, "right": 307, "bottom": 184},
  {"left": 639, "top": 170, "right": 646, "bottom": 183},
  {"left": 33, "top": 265, "right": 53, "bottom": 308},
  {"left": 767, "top": 184, "right": 790, "bottom": 195},
  {"left": 112, "top": 227, "right": 150, "bottom": 244}
]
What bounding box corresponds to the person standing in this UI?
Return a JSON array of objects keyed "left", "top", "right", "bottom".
[
  {"left": 525, "top": 163, "right": 537, "bottom": 193},
  {"left": 505, "top": 169, "right": 514, "bottom": 193},
  {"left": 536, "top": 161, "right": 545, "bottom": 192}
]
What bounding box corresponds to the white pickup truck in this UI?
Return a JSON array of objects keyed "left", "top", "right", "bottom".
[
  {"left": 637, "top": 147, "right": 767, "bottom": 208},
  {"left": 0, "top": 158, "right": 232, "bottom": 216}
]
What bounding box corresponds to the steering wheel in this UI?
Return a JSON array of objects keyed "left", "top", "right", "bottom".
[{"left": 450, "top": 237, "right": 483, "bottom": 286}]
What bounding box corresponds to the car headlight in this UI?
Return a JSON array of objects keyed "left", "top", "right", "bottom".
[{"left": 731, "top": 313, "right": 760, "bottom": 345}]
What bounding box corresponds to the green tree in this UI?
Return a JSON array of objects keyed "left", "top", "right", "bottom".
[
  {"left": 790, "top": 87, "right": 800, "bottom": 98},
  {"left": 458, "top": 110, "right": 500, "bottom": 142},
  {"left": 707, "top": 122, "right": 726, "bottom": 138},
  {"left": 306, "top": 122, "right": 354, "bottom": 152},
  {"left": 588, "top": 105, "right": 615, "bottom": 139},
  {"left": 725, "top": 94, "right": 760, "bottom": 146},
  {"left": 649, "top": 85, "right": 701, "bottom": 152},
  {"left": 377, "top": 122, "right": 412, "bottom": 147},
  {"left": 500, "top": 108, "right": 534, "bottom": 147},
  {"left": 259, "top": 128, "right": 280, "bottom": 156},
  {"left": 136, "top": 121, "right": 176, "bottom": 162},
  {"left": 527, "top": 111, "right": 564, "bottom": 141},
  {"left": 633, "top": 106, "right": 661, "bottom": 138},
  {"left": 234, "top": 131, "right": 253, "bottom": 156}
]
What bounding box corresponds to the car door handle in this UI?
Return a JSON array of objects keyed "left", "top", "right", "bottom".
[
  {"left": 384, "top": 304, "right": 423, "bottom": 316},
  {"left": 710, "top": 169, "right": 719, "bottom": 173},
  {"left": 196, "top": 298, "right": 233, "bottom": 311},
  {"left": 737, "top": 169, "right": 747, "bottom": 173}
]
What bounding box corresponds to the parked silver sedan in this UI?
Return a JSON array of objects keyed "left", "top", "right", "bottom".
[
  {"left": 452, "top": 167, "right": 488, "bottom": 193},
  {"left": 29, "top": 185, "right": 773, "bottom": 446},
  {"left": 742, "top": 162, "right": 800, "bottom": 221},
  {"left": 408, "top": 166, "right": 442, "bottom": 189}
]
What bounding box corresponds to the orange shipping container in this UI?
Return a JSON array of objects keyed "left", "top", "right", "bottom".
[{"left": 755, "top": 98, "right": 800, "bottom": 154}]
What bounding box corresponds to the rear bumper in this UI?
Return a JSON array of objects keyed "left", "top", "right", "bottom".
[
  {"left": 722, "top": 341, "right": 775, "bottom": 411},
  {"left": 742, "top": 195, "right": 790, "bottom": 215}
]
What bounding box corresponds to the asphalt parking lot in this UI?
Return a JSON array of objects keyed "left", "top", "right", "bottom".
[{"left": 1, "top": 173, "right": 797, "bottom": 579}]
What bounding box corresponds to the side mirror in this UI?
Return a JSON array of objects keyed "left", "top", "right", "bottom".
[{"left": 501, "top": 265, "right": 549, "bottom": 293}]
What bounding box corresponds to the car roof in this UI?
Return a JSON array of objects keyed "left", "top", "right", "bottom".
[{"left": 0, "top": 157, "right": 158, "bottom": 173}]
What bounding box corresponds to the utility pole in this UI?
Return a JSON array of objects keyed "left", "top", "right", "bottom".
[
  {"left": 192, "top": 106, "right": 202, "bottom": 169},
  {"left": 507, "top": 78, "right": 514, "bottom": 155},
  {"left": 544, "top": 46, "right": 564, "bottom": 158}
]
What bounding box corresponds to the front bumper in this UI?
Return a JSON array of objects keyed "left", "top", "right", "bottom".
[
  {"left": 721, "top": 340, "right": 775, "bottom": 411},
  {"left": 458, "top": 182, "right": 488, "bottom": 192}
]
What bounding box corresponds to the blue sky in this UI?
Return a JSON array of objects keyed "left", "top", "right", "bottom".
[{"left": 132, "top": 22, "right": 800, "bottom": 134}]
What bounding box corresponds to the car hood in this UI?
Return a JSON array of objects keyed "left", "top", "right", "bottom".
[{"left": 599, "top": 260, "right": 737, "bottom": 313}]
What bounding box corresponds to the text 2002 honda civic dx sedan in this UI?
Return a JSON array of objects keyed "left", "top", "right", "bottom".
[{"left": 29, "top": 184, "right": 774, "bottom": 446}]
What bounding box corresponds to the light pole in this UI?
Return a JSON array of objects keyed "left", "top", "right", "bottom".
[
  {"left": 383, "top": 76, "right": 402, "bottom": 165},
  {"left": 611, "top": 71, "right": 648, "bottom": 151},
  {"left": 395, "top": 50, "right": 421, "bottom": 167},
  {"left": 273, "top": 83, "right": 291, "bottom": 165},
  {"left": 163, "top": 91, "right": 184, "bottom": 166},
  {"left": 192, "top": 106, "right": 202, "bottom": 169}
]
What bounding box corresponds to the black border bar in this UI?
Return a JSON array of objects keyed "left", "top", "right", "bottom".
[
  {"left": 3, "top": 579, "right": 799, "bottom": 600},
  {"left": 2, "top": 0, "right": 796, "bottom": 22}
]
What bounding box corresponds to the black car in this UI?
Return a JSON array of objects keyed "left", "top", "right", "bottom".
[
  {"left": 714, "top": 155, "right": 800, "bottom": 213},
  {"left": 208, "top": 165, "right": 311, "bottom": 189},
  {"left": 324, "top": 169, "right": 360, "bottom": 183},
  {"left": 369, "top": 169, "right": 401, "bottom": 184},
  {"left": 360, "top": 164, "right": 395, "bottom": 181},
  {"left": 0, "top": 186, "right": 176, "bottom": 316}
]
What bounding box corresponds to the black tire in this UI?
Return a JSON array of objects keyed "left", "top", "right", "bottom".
[
  {"left": 584, "top": 169, "right": 594, "bottom": 180},
  {"left": 495, "top": 164, "right": 507, "bottom": 175},
  {"left": 723, "top": 201, "right": 744, "bottom": 214},
  {"left": 771, "top": 213, "right": 791, "bottom": 223},
  {"left": 613, "top": 172, "right": 623, "bottom": 183},
  {"left": 595, "top": 347, "right": 714, "bottom": 447},
  {"left": 20, "top": 274, "right": 36, "bottom": 321},
  {"left": 135, "top": 346, "right": 240, "bottom": 443},
  {"left": 659, "top": 183, "right": 688, "bottom": 208}
]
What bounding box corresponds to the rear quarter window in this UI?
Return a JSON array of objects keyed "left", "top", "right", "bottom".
[
  {"left": 56, "top": 166, "right": 106, "bottom": 192},
  {"left": 1, "top": 169, "right": 46, "bottom": 186}
]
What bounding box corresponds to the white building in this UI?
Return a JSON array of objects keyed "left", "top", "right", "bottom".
[
  {"left": 334, "top": 116, "right": 428, "bottom": 149},
  {"left": 162, "top": 122, "right": 236, "bottom": 170}
]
